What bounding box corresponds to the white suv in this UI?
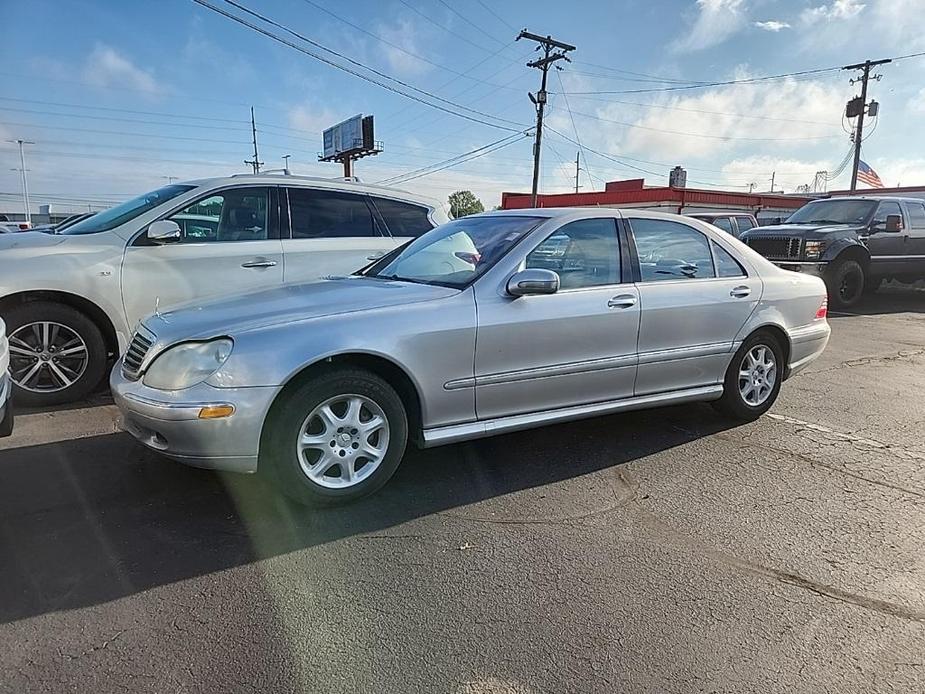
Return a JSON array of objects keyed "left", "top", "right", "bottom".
[{"left": 0, "top": 174, "right": 448, "bottom": 406}]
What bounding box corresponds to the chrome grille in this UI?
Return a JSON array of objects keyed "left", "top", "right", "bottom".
[
  {"left": 746, "top": 236, "right": 802, "bottom": 260},
  {"left": 122, "top": 328, "right": 155, "bottom": 380}
]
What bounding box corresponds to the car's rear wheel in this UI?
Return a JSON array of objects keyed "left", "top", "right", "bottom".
[
  {"left": 826, "top": 259, "right": 865, "bottom": 309},
  {"left": 262, "top": 368, "right": 408, "bottom": 505},
  {"left": 4, "top": 302, "right": 108, "bottom": 407},
  {"left": 713, "top": 331, "right": 784, "bottom": 421}
]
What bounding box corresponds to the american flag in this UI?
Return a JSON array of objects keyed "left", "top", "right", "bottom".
[{"left": 857, "top": 160, "right": 884, "bottom": 188}]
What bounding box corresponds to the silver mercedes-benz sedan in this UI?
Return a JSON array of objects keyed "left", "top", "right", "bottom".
[{"left": 111, "top": 208, "right": 830, "bottom": 505}]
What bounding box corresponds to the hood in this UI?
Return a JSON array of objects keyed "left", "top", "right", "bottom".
[
  {"left": 0, "top": 230, "right": 70, "bottom": 251},
  {"left": 742, "top": 223, "right": 864, "bottom": 241},
  {"left": 143, "top": 276, "right": 460, "bottom": 344}
]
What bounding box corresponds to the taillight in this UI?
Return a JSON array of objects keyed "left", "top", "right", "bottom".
[{"left": 815, "top": 297, "right": 827, "bottom": 320}]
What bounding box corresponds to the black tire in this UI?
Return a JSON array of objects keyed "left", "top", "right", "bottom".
[
  {"left": 3, "top": 302, "right": 108, "bottom": 407},
  {"left": 261, "top": 368, "right": 409, "bottom": 506},
  {"left": 713, "top": 331, "right": 785, "bottom": 421},
  {"left": 826, "top": 259, "right": 865, "bottom": 309}
]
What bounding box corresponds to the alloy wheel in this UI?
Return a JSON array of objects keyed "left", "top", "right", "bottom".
[
  {"left": 297, "top": 394, "right": 390, "bottom": 489},
  {"left": 738, "top": 345, "right": 777, "bottom": 407},
  {"left": 8, "top": 322, "right": 89, "bottom": 393}
]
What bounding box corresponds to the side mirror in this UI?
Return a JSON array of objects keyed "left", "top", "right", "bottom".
[
  {"left": 507, "top": 268, "right": 560, "bottom": 297},
  {"left": 147, "top": 220, "right": 181, "bottom": 244},
  {"left": 885, "top": 214, "right": 904, "bottom": 232}
]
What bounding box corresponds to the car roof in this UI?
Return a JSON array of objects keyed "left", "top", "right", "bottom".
[
  {"left": 469, "top": 207, "right": 706, "bottom": 221},
  {"left": 179, "top": 173, "right": 443, "bottom": 210},
  {"left": 816, "top": 195, "right": 925, "bottom": 204}
]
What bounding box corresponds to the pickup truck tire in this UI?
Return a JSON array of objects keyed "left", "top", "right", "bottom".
[
  {"left": 262, "top": 368, "right": 409, "bottom": 506},
  {"left": 4, "top": 302, "right": 108, "bottom": 408},
  {"left": 863, "top": 276, "right": 882, "bottom": 295},
  {"left": 826, "top": 259, "right": 865, "bottom": 309}
]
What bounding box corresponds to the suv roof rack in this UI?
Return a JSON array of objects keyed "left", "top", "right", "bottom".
[{"left": 229, "top": 171, "right": 363, "bottom": 183}]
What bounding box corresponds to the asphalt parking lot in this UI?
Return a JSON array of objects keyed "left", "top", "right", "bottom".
[{"left": 2, "top": 285, "right": 924, "bottom": 694}]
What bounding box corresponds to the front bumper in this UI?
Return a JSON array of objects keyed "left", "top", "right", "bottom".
[
  {"left": 0, "top": 373, "right": 12, "bottom": 438},
  {"left": 110, "top": 362, "right": 280, "bottom": 473},
  {"left": 773, "top": 261, "right": 828, "bottom": 278}
]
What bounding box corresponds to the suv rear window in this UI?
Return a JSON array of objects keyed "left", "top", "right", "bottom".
[
  {"left": 288, "top": 188, "right": 380, "bottom": 238},
  {"left": 370, "top": 197, "right": 434, "bottom": 238}
]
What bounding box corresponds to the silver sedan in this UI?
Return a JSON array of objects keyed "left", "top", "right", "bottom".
[{"left": 111, "top": 208, "right": 830, "bottom": 505}]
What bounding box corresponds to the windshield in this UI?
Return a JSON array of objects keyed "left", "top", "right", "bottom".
[
  {"left": 59, "top": 184, "right": 194, "bottom": 235},
  {"left": 786, "top": 199, "right": 877, "bottom": 225},
  {"left": 366, "top": 215, "right": 544, "bottom": 288}
]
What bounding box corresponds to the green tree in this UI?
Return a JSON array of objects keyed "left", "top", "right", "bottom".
[{"left": 448, "top": 190, "right": 484, "bottom": 218}]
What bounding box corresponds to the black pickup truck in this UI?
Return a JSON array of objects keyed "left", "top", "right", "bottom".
[{"left": 739, "top": 196, "right": 925, "bottom": 308}]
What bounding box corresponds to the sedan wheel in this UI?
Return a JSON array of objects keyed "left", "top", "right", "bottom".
[
  {"left": 737, "top": 345, "right": 777, "bottom": 407},
  {"left": 714, "top": 331, "right": 784, "bottom": 420},
  {"left": 297, "top": 394, "right": 390, "bottom": 489},
  {"left": 264, "top": 368, "right": 408, "bottom": 505}
]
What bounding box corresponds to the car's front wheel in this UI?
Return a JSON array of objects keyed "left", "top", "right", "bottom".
[
  {"left": 262, "top": 368, "right": 408, "bottom": 505},
  {"left": 4, "top": 302, "right": 108, "bottom": 407},
  {"left": 713, "top": 332, "right": 784, "bottom": 421}
]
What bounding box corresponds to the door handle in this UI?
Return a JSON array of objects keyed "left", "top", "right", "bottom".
[
  {"left": 607, "top": 294, "right": 637, "bottom": 309},
  {"left": 730, "top": 285, "right": 751, "bottom": 298},
  {"left": 241, "top": 259, "right": 278, "bottom": 269}
]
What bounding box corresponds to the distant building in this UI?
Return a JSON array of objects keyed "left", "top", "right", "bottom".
[{"left": 500, "top": 178, "right": 809, "bottom": 224}]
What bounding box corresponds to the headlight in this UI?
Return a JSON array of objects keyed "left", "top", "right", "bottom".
[
  {"left": 142, "top": 338, "right": 233, "bottom": 390},
  {"left": 804, "top": 240, "right": 827, "bottom": 260}
]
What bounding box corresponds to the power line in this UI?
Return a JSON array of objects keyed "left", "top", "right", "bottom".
[
  {"left": 434, "top": 0, "right": 510, "bottom": 48},
  {"left": 474, "top": 0, "right": 519, "bottom": 32},
  {"left": 550, "top": 87, "right": 840, "bottom": 126},
  {"left": 294, "top": 0, "right": 520, "bottom": 90},
  {"left": 376, "top": 131, "right": 530, "bottom": 185},
  {"left": 0, "top": 106, "right": 251, "bottom": 131},
  {"left": 190, "top": 0, "right": 527, "bottom": 131},
  {"left": 560, "top": 108, "right": 840, "bottom": 141},
  {"left": 553, "top": 71, "right": 593, "bottom": 190},
  {"left": 394, "top": 0, "right": 500, "bottom": 55},
  {"left": 0, "top": 97, "right": 250, "bottom": 125},
  {"left": 0, "top": 121, "right": 250, "bottom": 145},
  {"left": 559, "top": 65, "right": 845, "bottom": 95}
]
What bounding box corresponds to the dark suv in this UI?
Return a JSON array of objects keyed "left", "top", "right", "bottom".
[{"left": 739, "top": 196, "right": 925, "bottom": 308}]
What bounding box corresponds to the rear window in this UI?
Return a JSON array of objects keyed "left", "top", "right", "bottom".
[{"left": 370, "top": 197, "right": 434, "bottom": 238}]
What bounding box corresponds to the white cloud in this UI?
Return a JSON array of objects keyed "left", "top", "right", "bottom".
[
  {"left": 587, "top": 72, "right": 847, "bottom": 160},
  {"left": 753, "top": 20, "right": 791, "bottom": 31},
  {"left": 863, "top": 158, "right": 925, "bottom": 189},
  {"left": 82, "top": 44, "right": 163, "bottom": 96},
  {"left": 721, "top": 155, "right": 833, "bottom": 191},
  {"left": 908, "top": 88, "right": 925, "bottom": 114},
  {"left": 801, "top": 0, "right": 865, "bottom": 25},
  {"left": 288, "top": 103, "right": 352, "bottom": 136},
  {"left": 673, "top": 0, "right": 748, "bottom": 53},
  {"left": 376, "top": 19, "right": 430, "bottom": 75}
]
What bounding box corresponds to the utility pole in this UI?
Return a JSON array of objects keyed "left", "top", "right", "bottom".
[
  {"left": 244, "top": 106, "right": 263, "bottom": 174},
  {"left": 844, "top": 58, "right": 891, "bottom": 191},
  {"left": 770, "top": 171, "right": 775, "bottom": 194},
  {"left": 282, "top": 154, "right": 291, "bottom": 173},
  {"left": 161, "top": 175, "right": 178, "bottom": 184},
  {"left": 574, "top": 151, "right": 582, "bottom": 194},
  {"left": 747, "top": 182, "right": 756, "bottom": 194},
  {"left": 8, "top": 139, "right": 34, "bottom": 226},
  {"left": 517, "top": 30, "right": 576, "bottom": 207}
]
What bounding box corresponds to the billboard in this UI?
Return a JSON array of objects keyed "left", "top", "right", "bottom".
[{"left": 323, "top": 114, "right": 364, "bottom": 159}]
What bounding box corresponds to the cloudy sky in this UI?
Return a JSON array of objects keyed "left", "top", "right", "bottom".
[{"left": 1, "top": 0, "right": 924, "bottom": 213}]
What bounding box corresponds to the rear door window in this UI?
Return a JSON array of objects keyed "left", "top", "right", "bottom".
[
  {"left": 630, "top": 218, "right": 716, "bottom": 281},
  {"left": 287, "top": 188, "right": 381, "bottom": 239},
  {"left": 710, "top": 217, "right": 735, "bottom": 235},
  {"left": 905, "top": 202, "right": 925, "bottom": 229},
  {"left": 712, "top": 241, "right": 747, "bottom": 278},
  {"left": 734, "top": 216, "right": 756, "bottom": 233},
  {"left": 370, "top": 197, "right": 434, "bottom": 238}
]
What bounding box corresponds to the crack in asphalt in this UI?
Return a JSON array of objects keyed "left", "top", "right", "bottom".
[
  {"left": 714, "top": 432, "right": 925, "bottom": 500},
  {"left": 797, "top": 348, "right": 925, "bottom": 378},
  {"left": 59, "top": 629, "right": 126, "bottom": 661}
]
